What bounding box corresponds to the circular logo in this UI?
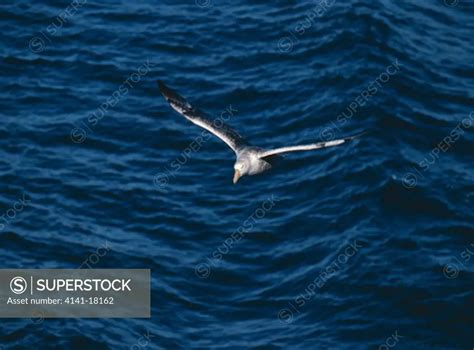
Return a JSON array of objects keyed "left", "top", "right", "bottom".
[
  {"left": 195, "top": 0, "right": 211, "bottom": 7},
  {"left": 31, "top": 310, "right": 45, "bottom": 324},
  {"left": 28, "top": 36, "right": 46, "bottom": 53},
  {"left": 319, "top": 126, "right": 336, "bottom": 142},
  {"left": 70, "top": 127, "right": 87, "bottom": 144},
  {"left": 444, "top": 0, "right": 459, "bottom": 7},
  {"left": 10, "top": 276, "right": 27, "bottom": 295},
  {"left": 461, "top": 117, "right": 472, "bottom": 129},
  {"left": 278, "top": 308, "right": 294, "bottom": 324},
  {"left": 153, "top": 173, "right": 169, "bottom": 188},
  {"left": 402, "top": 173, "right": 418, "bottom": 189},
  {"left": 277, "top": 37, "right": 294, "bottom": 53},
  {"left": 194, "top": 263, "right": 211, "bottom": 279},
  {"left": 443, "top": 262, "right": 459, "bottom": 279}
]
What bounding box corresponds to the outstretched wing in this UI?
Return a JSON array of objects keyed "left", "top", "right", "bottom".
[
  {"left": 258, "top": 134, "right": 363, "bottom": 158},
  {"left": 157, "top": 81, "right": 247, "bottom": 153}
]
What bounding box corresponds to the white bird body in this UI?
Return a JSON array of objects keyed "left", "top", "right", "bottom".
[
  {"left": 236, "top": 147, "right": 273, "bottom": 175},
  {"left": 158, "top": 81, "right": 362, "bottom": 184}
]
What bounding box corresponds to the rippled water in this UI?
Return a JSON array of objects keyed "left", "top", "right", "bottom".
[{"left": 1, "top": 0, "right": 474, "bottom": 349}]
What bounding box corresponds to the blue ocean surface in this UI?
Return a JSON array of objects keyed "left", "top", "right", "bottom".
[{"left": 1, "top": 0, "right": 474, "bottom": 348}]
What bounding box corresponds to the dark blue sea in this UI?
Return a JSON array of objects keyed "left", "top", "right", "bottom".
[{"left": 1, "top": 0, "right": 474, "bottom": 349}]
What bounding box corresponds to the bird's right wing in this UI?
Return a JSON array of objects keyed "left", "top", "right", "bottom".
[
  {"left": 258, "top": 134, "right": 363, "bottom": 158},
  {"left": 158, "top": 81, "right": 247, "bottom": 153}
]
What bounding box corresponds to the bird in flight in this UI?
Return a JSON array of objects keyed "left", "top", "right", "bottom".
[{"left": 158, "top": 81, "right": 362, "bottom": 184}]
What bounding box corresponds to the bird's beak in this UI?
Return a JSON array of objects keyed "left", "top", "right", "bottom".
[{"left": 233, "top": 170, "right": 241, "bottom": 184}]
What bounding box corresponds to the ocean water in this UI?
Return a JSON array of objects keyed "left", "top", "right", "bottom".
[{"left": 1, "top": 0, "right": 474, "bottom": 349}]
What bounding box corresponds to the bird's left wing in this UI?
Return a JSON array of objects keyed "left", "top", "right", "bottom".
[
  {"left": 158, "top": 81, "right": 247, "bottom": 153},
  {"left": 258, "top": 134, "right": 362, "bottom": 158}
]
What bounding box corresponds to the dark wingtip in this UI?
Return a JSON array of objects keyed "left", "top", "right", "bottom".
[
  {"left": 157, "top": 80, "right": 166, "bottom": 91},
  {"left": 157, "top": 80, "right": 173, "bottom": 100},
  {"left": 346, "top": 131, "right": 368, "bottom": 141},
  {"left": 156, "top": 81, "right": 191, "bottom": 110}
]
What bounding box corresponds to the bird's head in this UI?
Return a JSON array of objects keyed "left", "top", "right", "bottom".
[{"left": 233, "top": 160, "right": 249, "bottom": 184}]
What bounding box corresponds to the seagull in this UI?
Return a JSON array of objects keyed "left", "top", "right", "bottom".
[{"left": 157, "top": 81, "right": 362, "bottom": 184}]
